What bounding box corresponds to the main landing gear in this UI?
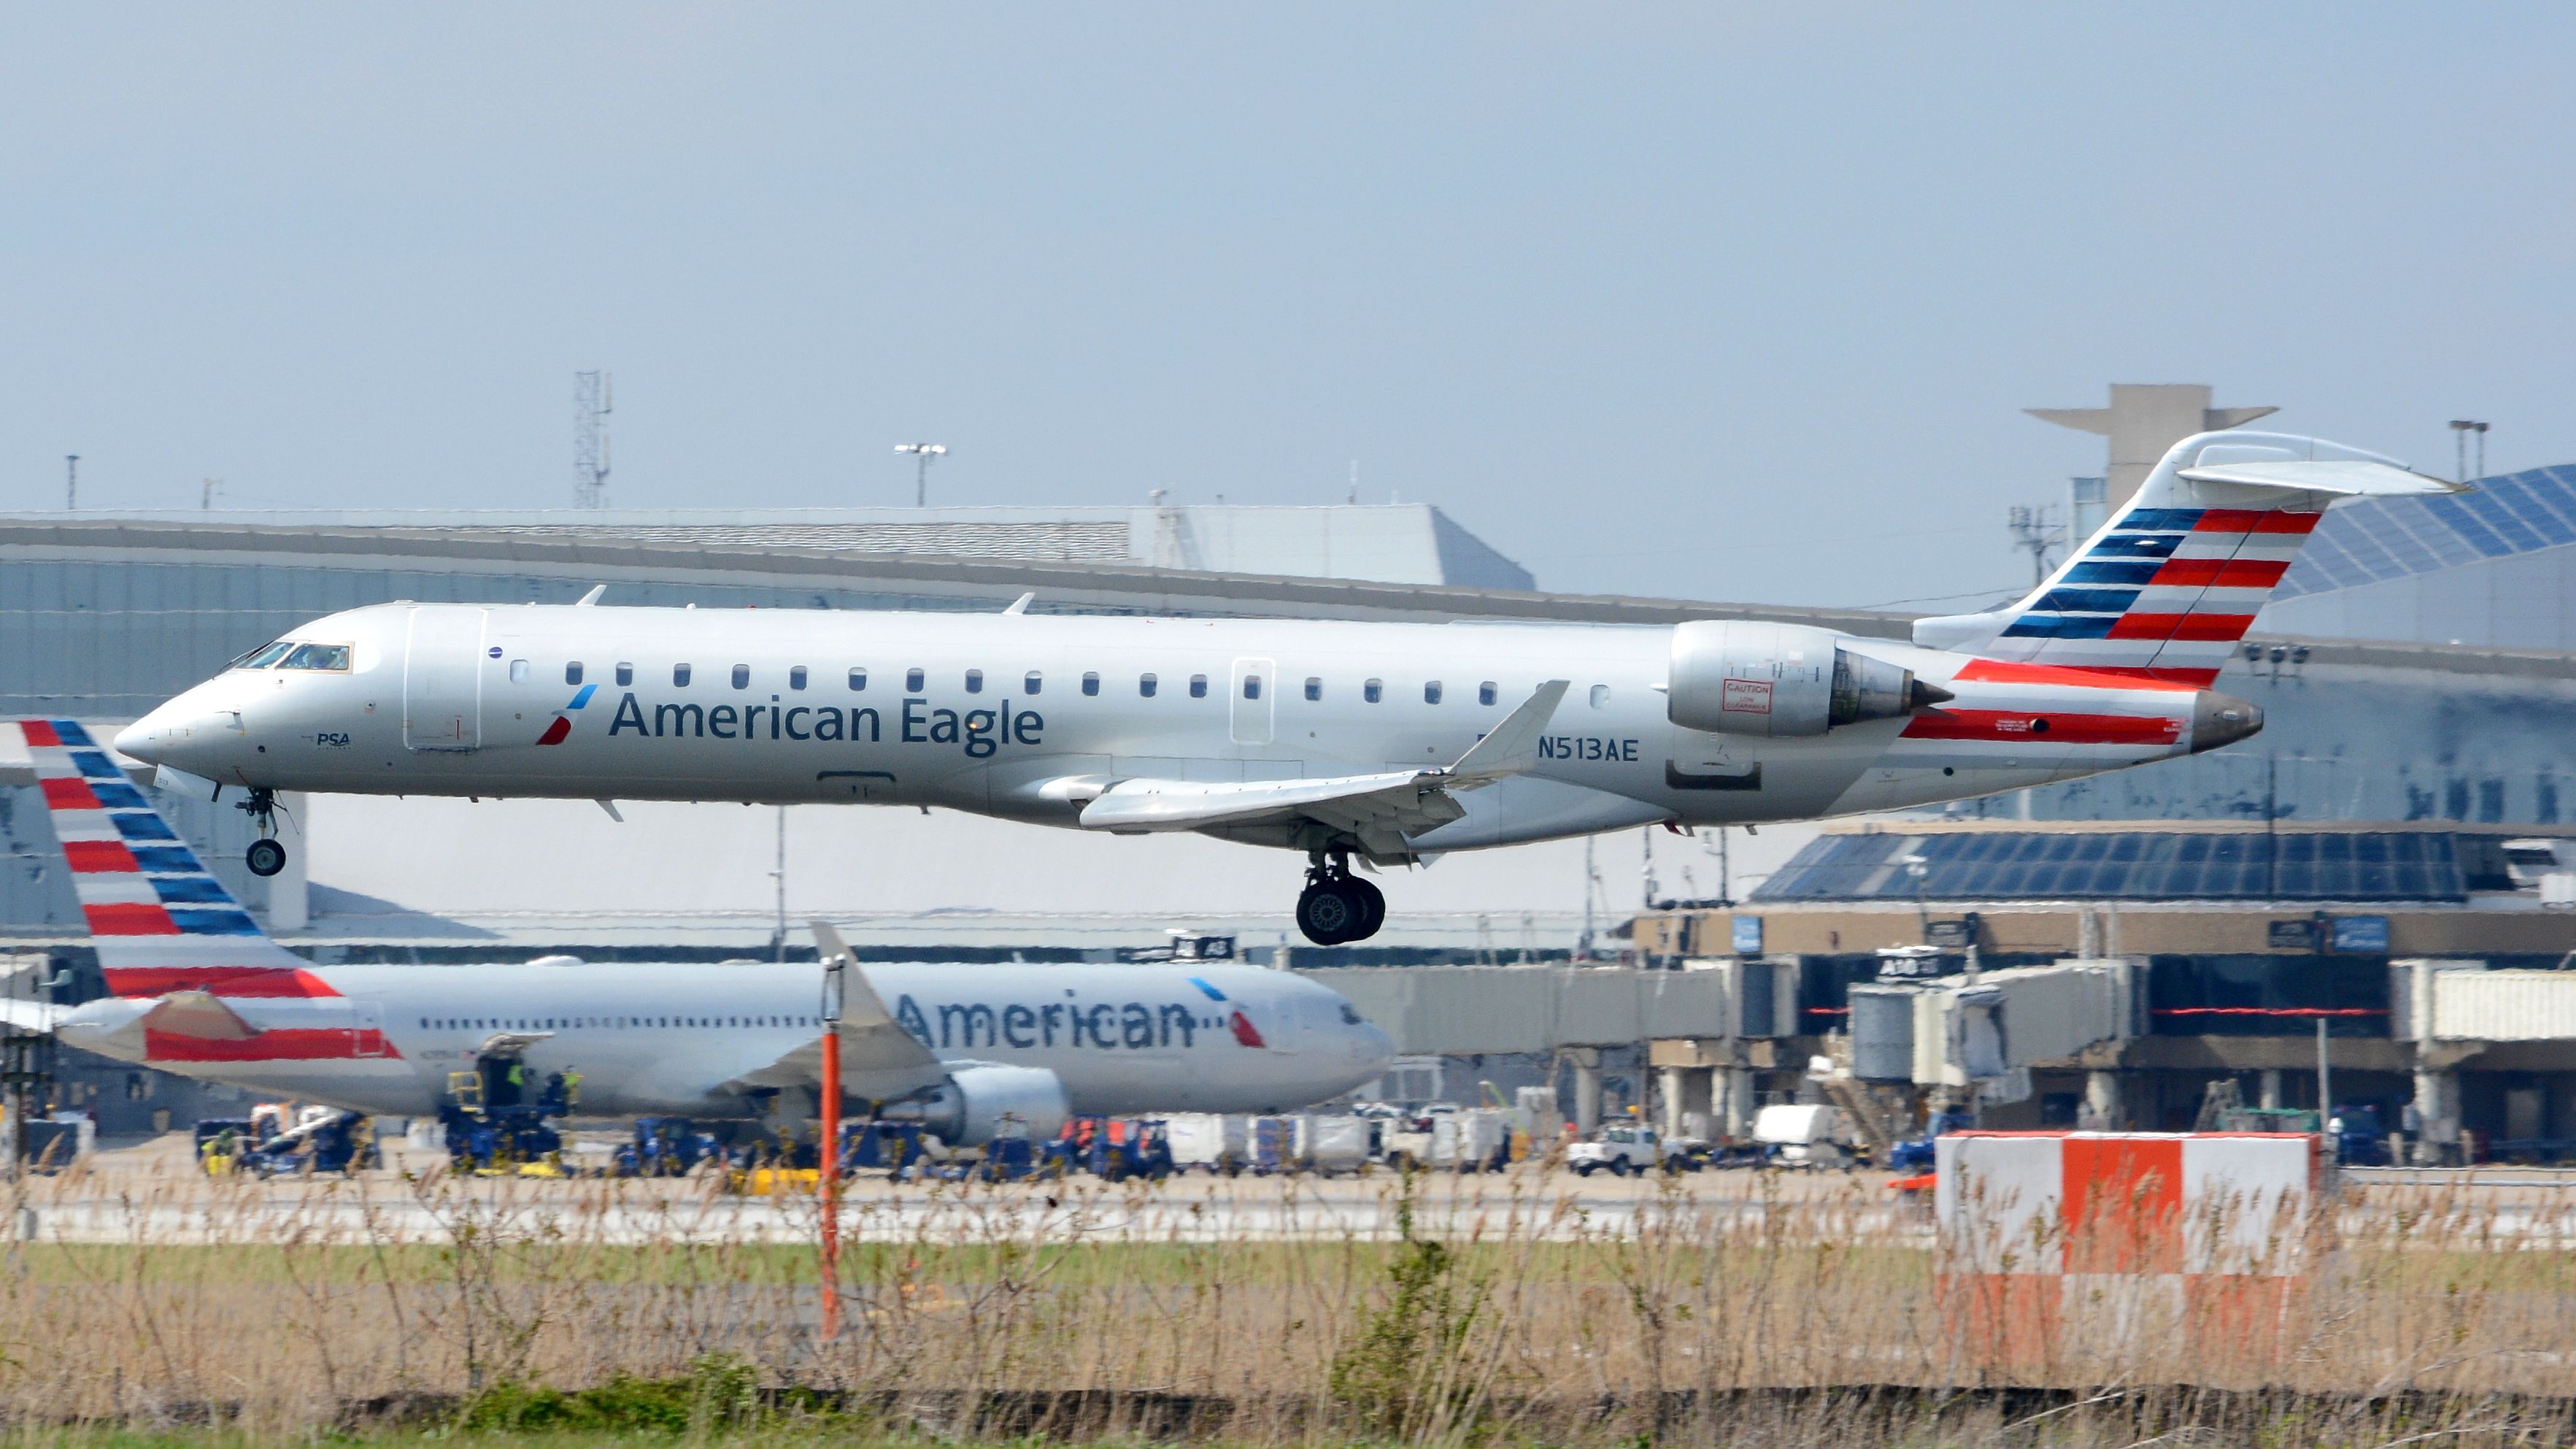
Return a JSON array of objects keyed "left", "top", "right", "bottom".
[
  {"left": 1295, "top": 853, "right": 1385, "bottom": 946},
  {"left": 237, "top": 788, "right": 288, "bottom": 878}
]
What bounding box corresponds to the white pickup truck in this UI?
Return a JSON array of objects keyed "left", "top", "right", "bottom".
[{"left": 1565, "top": 1126, "right": 1700, "bottom": 1176}]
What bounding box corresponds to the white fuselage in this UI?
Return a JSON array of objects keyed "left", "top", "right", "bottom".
[
  {"left": 118, "top": 604, "right": 2239, "bottom": 855},
  {"left": 58, "top": 959, "right": 1394, "bottom": 1120}
]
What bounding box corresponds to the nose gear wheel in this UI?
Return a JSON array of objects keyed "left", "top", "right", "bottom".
[{"left": 237, "top": 788, "right": 289, "bottom": 878}]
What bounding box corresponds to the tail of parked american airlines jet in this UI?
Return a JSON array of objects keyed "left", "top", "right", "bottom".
[
  {"left": 1912, "top": 431, "right": 2461, "bottom": 685},
  {"left": 17, "top": 719, "right": 325, "bottom": 1001}
]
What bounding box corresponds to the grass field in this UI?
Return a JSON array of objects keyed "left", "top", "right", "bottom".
[{"left": 2, "top": 1153, "right": 2576, "bottom": 1445}]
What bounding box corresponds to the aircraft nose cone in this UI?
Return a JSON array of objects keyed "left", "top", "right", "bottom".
[
  {"left": 2189, "top": 690, "right": 2264, "bottom": 754},
  {"left": 112, "top": 716, "right": 164, "bottom": 762}
]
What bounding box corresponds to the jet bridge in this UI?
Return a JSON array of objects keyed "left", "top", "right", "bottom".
[{"left": 1848, "top": 959, "right": 2140, "bottom": 1111}]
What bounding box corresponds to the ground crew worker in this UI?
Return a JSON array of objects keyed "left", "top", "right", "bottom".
[{"left": 562, "top": 1066, "right": 582, "bottom": 1107}]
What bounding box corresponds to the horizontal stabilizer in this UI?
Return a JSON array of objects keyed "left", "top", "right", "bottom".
[
  {"left": 144, "top": 990, "right": 259, "bottom": 1042},
  {"left": 2176, "top": 457, "right": 2461, "bottom": 497},
  {"left": 0, "top": 999, "right": 66, "bottom": 1035}
]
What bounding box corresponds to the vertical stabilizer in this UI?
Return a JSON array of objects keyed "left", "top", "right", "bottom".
[
  {"left": 1913, "top": 433, "right": 2459, "bottom": 684},
  {"left": 15, "top": 720, "right": 325, "bottom": 998}
]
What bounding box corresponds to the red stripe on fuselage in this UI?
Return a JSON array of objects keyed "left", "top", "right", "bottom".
[
  {"left": 40, "top": 777, "right": 100, "bottom": 810},
  {"left": 1950, "top": 658, "right": 2199, "bottom": 692},
  {"left": 101, "top": 967, "right": 341, "bottom": 998},
  {"left": 2105, "top": 612, "right": 2257, "bottom": 642},
  {"left": 19, "top": 720, "right": 61, "bottom": 747},
  {"left": 1900, "top": 709, "right": 2180, "bottom": 747},
  {"left": 145, "top": 1027, "right": 395, "bottom": 1063}
]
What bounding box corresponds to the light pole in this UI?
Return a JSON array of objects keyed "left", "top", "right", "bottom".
[
  {"left": 2449, "top": 420, "right": 2489, "bottom": 484},
  {"left": 894, "top": 443, "right": 946, "bottom": 507}
]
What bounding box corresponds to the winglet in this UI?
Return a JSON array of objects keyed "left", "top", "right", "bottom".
[
  {"left": 575, "top": 585, "right": 606, "bottom": 607},
  {"left": 809, "top": 920, "right": 929, "bottom": 1053},
  {"left": 1003, "top": 591, "right": 1035, "bottom": 615},
  {"left": 802, "top": 920, "right": 944, "bottom": 1101},
  {"left": 1445, "top": 680, "right": 1570, "bottom": 783}
]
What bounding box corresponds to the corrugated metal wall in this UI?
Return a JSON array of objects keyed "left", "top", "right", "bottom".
[{"left": 1299, "top": 965, "right": 1734, "bottom": 1054}]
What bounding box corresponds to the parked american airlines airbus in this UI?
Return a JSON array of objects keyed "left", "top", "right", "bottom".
[
  {"left": 116, "top": 432, "right": 2456, "bottom": 943},
  {"left": 9, "top": 721, "right": 1392, "bottom": 1138}
]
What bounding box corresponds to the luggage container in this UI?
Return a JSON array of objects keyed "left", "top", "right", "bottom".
[
  {"left": 1430, "top": 1110, "right": 1511, "bottom": 1172},
  {"left": 1293, "top": 1114, "right": 1372, "bottom": 1174},
  {"left": 1166, "top": 1113, "right": 1249, "bottom": 1174},
  {"left": 1246, "top": 1116, "right": 1292, "bottom": 1173}
]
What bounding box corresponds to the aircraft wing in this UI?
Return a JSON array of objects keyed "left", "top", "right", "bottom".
[
  {"left": 1075, "top": 681, "right": 1570, "bottom": 853},
  {"left": 725, "top": 923, "right": 949, "bottom": 1104}
]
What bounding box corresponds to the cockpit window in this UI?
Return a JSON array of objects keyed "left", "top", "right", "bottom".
[
  {"left": 1339, "top": 1004, "right": 1362, "bottom": 1026},
  {"left": 228, "top": 641, "right": 296, "bottom": 670},
  {"left": 277, "top": 643, "right": 352, "bottom": 672}
]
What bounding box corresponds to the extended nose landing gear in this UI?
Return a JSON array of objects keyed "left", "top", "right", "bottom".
[
  {"left": 236, "top": 788, "right": 288, "bottom": 878},
  {"left": 1295, "top": 852, "right": 1385, "bottom": 946}
]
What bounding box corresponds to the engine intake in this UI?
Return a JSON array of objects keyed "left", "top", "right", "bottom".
[
  {"left": 1668, "top": 620, "right": 1943, "bottom": 738},
  {"left": 878, "top": 1064, "right": 1071, "bottom": 1146}
]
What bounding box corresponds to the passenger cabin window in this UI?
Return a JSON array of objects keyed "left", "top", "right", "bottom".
[
  {"left": 1479, "top": 681, "right": 1497, "bottom": 706},
  {"left": 1424, "top": 680, "right": 1443, "bottom": 704},
  {"left": 789, "top": 666, "right": 808, "bottom": 691},
  {"left": 848, "top": 668, "right": 867, "bottom": 691},
  {"left": 1242, "top": 674, "right": 1262, "bottom": 700},
  {"left": 965, "top": 669, "right": 984, "bottom": 694},
  {"left": 1082, "top": 672, "right": 1100, "bottom": 696},
  {"left": 616, "top": 662, "right": 633, "bottom": 686},
  {"left": 278, "top": 643, "right": 351, "bottom": 672},
  {"left": 566, "top": 662, "right": 584, "bottom": 686},
  {"left": 1589, "top": 684, "right": 1610, "bottom": 708},
  {"left": 1305, "top": 677, "right": 1322, "bottom": 702},
  {"left": 1025, "top": 672, "right": 1042, "bottom": 694},
  {"left": 730, "top": 664, "right": 750, "bottom": 690},
  {"left": 1140, "top": 673, "right": 1158, "bottom": 698},
  {"left": 906, "top": 668, "right": 925, "bottom": 692},
  {"left": 1364, "top": 679, "right": 1384, "bottom": 704},
  {"left": 1189, "top": 674, "right": 1208, "bottom": 698},
  {"left": 509, "top": 659, "right": 531, "bottom": 683},
  {"left": 674, "top": 664, "right": 692, "bottom": 687}
]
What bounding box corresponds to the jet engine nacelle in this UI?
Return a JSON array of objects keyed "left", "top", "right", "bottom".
[
  {"left": 884, "top": 1064, "right": 1072, "bottom": 1147},
  {"left": 1667, "top": 620, "right": 1932, "bottom": 738}
]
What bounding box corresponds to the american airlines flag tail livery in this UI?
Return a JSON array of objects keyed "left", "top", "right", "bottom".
[
  {"left": 113, "top": 431, "right": 2459, "bottom": 945},
  {"left": 11, "top": 721, "right": 1393, "bottom": 1132}
]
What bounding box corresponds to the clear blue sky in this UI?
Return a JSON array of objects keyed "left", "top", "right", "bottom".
[{"left": 4, "top": 6, "right": 2568, "bottom": 608}]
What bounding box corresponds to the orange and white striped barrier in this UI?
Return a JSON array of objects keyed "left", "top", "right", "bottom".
[{"left": 1933, "top": 1131, "right": 2324, "bottom": 1368}]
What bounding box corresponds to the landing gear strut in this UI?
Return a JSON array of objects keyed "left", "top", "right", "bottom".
[
  {"left": 1295, "top": 852, "right": 1386, "bottom": 946},
  {"left": 237, "top": 788, "right": 288, "bottom": 877}
]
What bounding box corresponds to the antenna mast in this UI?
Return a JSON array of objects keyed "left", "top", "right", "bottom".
[{"left": 574, "top": 371, "right": 612, "bottom": 508}]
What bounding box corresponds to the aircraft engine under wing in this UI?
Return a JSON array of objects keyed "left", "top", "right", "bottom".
[
  {"left": 727, "top": 922, "right": 951, "bottom": 1104},
  {"left": 1073, "top": 680, "right": 1570, "bottom": 858}
]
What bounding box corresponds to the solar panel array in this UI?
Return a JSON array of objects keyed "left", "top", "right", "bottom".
[
  {"left": 1751, "top": 831, "right": 2467, "bottom": 904},
  {"left": 2274, "top": 464, "right": 2576, "bottom": 599}
]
